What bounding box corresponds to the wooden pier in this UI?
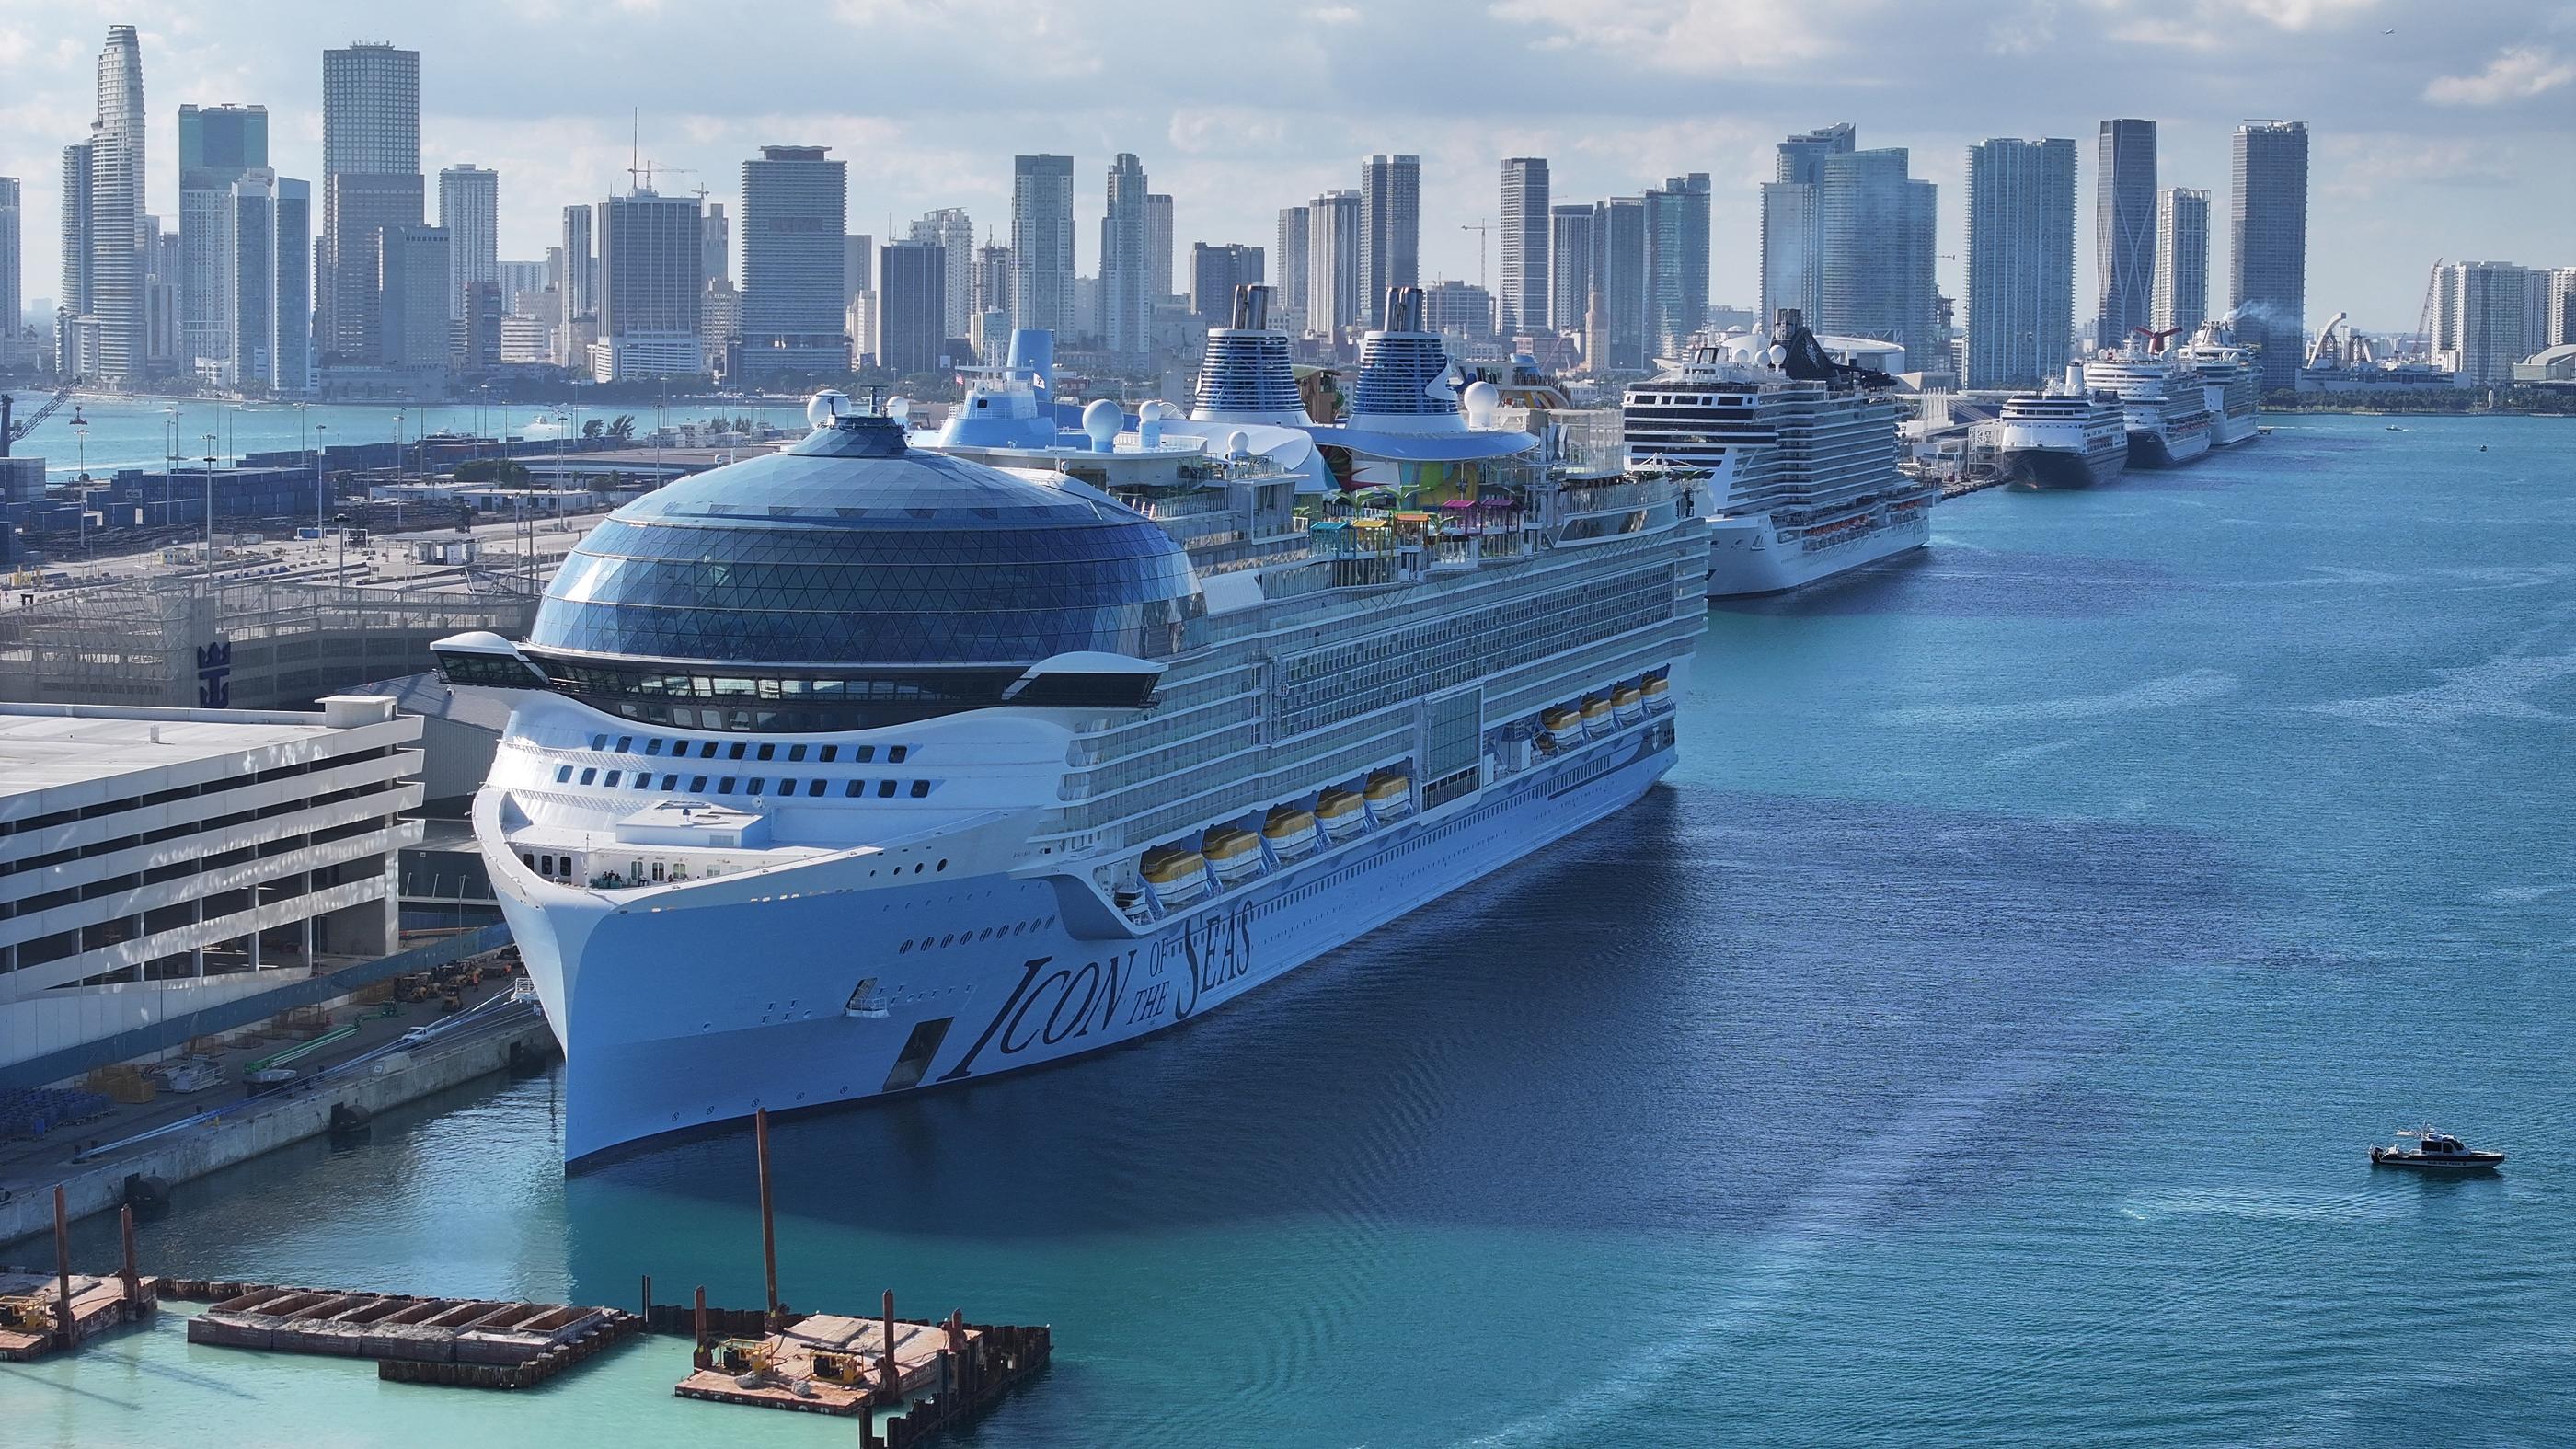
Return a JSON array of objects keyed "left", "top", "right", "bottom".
[
  {"left": 166, "top": 1278, "right": 641, "bottom": 1387},
  {"left": 0, "top": 1190, "right": 155, "bottom": 1362}
]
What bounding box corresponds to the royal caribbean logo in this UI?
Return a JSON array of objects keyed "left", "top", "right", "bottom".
[{"left": 196, "top": 639, "right": 232, "bottom": 708}]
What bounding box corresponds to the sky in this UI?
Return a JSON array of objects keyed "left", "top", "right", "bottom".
[{"left": 4, "top": 0, "right": 2570, "bottom": 335}]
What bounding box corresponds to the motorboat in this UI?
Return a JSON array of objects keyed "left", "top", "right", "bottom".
[{"left": 2369, "top": 1126, "right": 2503, "bottom": 1172}]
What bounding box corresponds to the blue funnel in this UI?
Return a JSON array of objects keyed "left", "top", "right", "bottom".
[{"left": 1006, "top": 329, "right": 1055, "bottom": 394}]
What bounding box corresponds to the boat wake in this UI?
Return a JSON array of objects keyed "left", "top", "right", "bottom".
[{"left": 1870, "top": 669, "right": 2237, "bottom": 729}]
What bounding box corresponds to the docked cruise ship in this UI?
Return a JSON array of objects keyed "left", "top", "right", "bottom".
[
  {"left": 2081, "top": 340, "right": 2213, "bottom": 467},
  {"left": 2172, "top": 337, "right": 2260, "bottom": 448},
  {"left": 433, "top": 289, "right": 1708, "bottom": 1163},
  {"left": 1994, "top": 374, "right": 2129, "bottom": 489},
  {"left": 1622, "top": 314, "right": 1938, "bottom": 595}
]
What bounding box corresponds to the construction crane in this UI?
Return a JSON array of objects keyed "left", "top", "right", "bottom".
[
  {"left": 1460, "top": 221, "right": 1490, "bottom": 293},
  {"left": 0, "top": 385, "right": 77, "bottom": 458}
]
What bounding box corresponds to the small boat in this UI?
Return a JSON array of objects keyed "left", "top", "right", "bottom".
[
  {"left": 1611, "top": 684, "right": 1646, "bottom": 726},
  {"left": 1579, "top": 696, "right": 1614, "bottom": 738},
  {"left": 1363, "top": 770, "right": 1413, "bottom": 822},
  {"left": 2384, "top": 425, "right": 2405, "bottom": 432},
  {"left": 2369, "top": 1126, "right": 2503, "bottom": 1172},
  {"left": 1203, "top": 826, "right": 1264, "bottom": 885},
  {"left": 1141, "top": 845, "right": 1210, "bottom": 906},
  {"left": 1261, "top": 806, "right": 1319, "bottom": 862},
  {"left": 1316, "top": 788, "right": 1366, "bottom": 843}
]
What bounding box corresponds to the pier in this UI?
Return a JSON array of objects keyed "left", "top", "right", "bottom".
[{"left": 170, "top": 1278, "right": 640, "bottom": 1387}]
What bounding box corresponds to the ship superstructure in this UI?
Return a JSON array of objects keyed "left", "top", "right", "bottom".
[
  {"left": 1622, "top": 314, "right": 1938, "bottom": 596},
  {"left": 2080, "top": 339, "right": 2214, "bottom": 467},
  {"left": 1994, "top": 371, "right": 2130, "bottom": 489},
  {"left": 2172, "top": 333, "right": 2260, "bottom": 448},
  {"left": 436, "top": 296, "right": 1706, "bottom": 1163}
]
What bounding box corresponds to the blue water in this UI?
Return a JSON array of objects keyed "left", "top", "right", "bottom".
[{"left": 6, "top": 414, "right": 2573, "bottom": 1445}]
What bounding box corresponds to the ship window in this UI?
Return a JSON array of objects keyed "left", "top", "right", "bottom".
[
  {"left": 728, "top": 742, "right": 746, "bottom": 760},
  {"left": 757, "top": 743, "right": 776, "bottom": 761},
  {"left": 853, "top": 746, "right": 875, "bottom": 763},
  {"left": 661, "top": 774, "right": 679, "bottom": 789},
  {"left": 718, "top": 777, "right": 737, "bottom": 794},
  {"left": 880, "top": 1018, "right": 953, "bottom": 1092},
  {"left": 819, "top": 746, "right": 838, "bottom": 763},
  {"left": 519, "top": 852, "right": 533, "bottom": 868},
  {"left": 845, "top": 780, "right": 863, "bottom": 798},
  {"left": 878, "top": 780, "right": 897, "bottom": 798},
  {"left": 807, "top": 779, "right": 826, "bottom": 797},
  {"left": 615, "top": 736, "right": 633, "bottom": 752},
  {"left": 910, "top": 780, "right": 931, "bottom": 799},
  {"left": 604, "top": 770, "right": 622, "bottom": 787},
  {"left": 699, "top": 741, "right": 718, "bottom": 758},
  {"left": 646, "top": 739, "right": 664, "bottom": 756},
  {"left": 578, "top": 768, "right": 597, "bottom": 785},
  {"left": 888, "top": 745, "right": 909, "bottom": 763},
  {"left": 690, "top": 775, "right": 708, "bottom": 791},
  {"left": 788, "top": 744, "right": 807, "bottom": 762},
  {"left": 589, "top": 734, "right": 605, "bottom": 750},
  {"left": 749, "top": 778, "right": 767, "bottom": 795},
  {"left": 651, "top": 861, "right": 665, "bottom": 881},
  {"left": 555, "top": 765, "right": 572, "bottom": 782}
]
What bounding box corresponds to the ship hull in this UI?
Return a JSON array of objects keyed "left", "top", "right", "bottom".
[
  {"left": 1705, "top": 506, "right": 1931, "bottom": 596},
  {"left": 2000, "top": 446, "right": 2127, "bottom": 490},
  {"left": 2126, "top": 427, "right": 2211, "bottom": 468},
  {"left": 496, "top": 716, "right": 1681, "bottom": 1164},
  {"left": 2207, "top": 410, "right": 2260, "bottom": 447}
]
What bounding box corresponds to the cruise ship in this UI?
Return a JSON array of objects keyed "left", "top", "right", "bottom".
[
  {"left": 2081, "top": 339, "right": 2213, "bottom": 467},
  {"left": 2172, "top": 335, "right": 2260, "bottom": 448},
  {"left": 1993, "top": 374, "right": 2129, "bottom": 489},
  {"left": 1622, "top": 312, "right": 1938, "bottom": 596},
  {"left": 432, "top": 289, "right": 1708, "bottom": 1163}
]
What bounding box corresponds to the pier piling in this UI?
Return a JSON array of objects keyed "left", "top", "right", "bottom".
[
  {"left": 880, "top": 1289, "right": 900, "bottom": 1395},
  {"left": 52, "top": 1188, "right": 72, "bottom": 1351},
  {"left": 756, "top": 1108, "right": 781, "bottom": 1330},
  {"left": 119, "top": 1206, "right": 139, "bottom": 1304},
  {"left": 639, "top": 1273, "right": 651, "bottom": 1320}
]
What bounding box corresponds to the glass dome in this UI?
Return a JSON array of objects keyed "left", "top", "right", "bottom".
[{"left": 527, "top": 419, "right": 1202, "bottom": 670}]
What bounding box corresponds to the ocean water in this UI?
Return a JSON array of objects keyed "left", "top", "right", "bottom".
[{"left": 6, "top": 413, "right": 2573, "bottom": 1446}]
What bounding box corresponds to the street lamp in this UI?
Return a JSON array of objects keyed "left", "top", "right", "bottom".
[
  {"left": 333, "top": 512, "right": 350, "bottom": 588},
  {"left": 314, "top": 423, "right": 329, "bottom": 542},
  {"left": 202, "top": 436, "right": 219, "bottom": 579}
]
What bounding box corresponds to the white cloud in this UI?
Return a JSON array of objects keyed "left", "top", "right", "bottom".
[
  {"left": 2424, "top": 45, "right": 2576, "bottom": 105},
  {"left": 1488, "top": 0, "right": 1853, "bottom": 75}
]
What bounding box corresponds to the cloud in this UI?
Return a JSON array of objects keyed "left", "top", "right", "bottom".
[
  {"left": 1488, "top": 0, "right": 1851, "bottom": 75},
  {"left": 2424, "top": 45, "right": 2576, "bottom": 105}
]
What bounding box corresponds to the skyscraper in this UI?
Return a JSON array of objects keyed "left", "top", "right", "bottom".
[
  {"left": 1820, "top": 148, "right": 1938, "bottom": 365},
  {"left": 1307, "top": 189, "right": 1362, "bottom": 336},
  {"left": 2151, "top": 187, "right": 2209, "bottom": 335},
  {"left": 85, "top": 26, "right": 147, "bottom": 385},
  {"left": 910, "top": 207, "right": 973, "bottom": 339},
  {"left": 1547, "top": 204, "right": 1592, "bottom": 334},
  {"left": 972, "top": 241, "right": 1010, "bottom": 323},
  {"left": 1358, "top": 154, "right": 1420, "bottom": 325},
  {"left": 2230, "top": 119, "right": 2309, "bottom": 390},
  {"left": 1499, "top": 157, "right": 1549, "bottom": 338},
  {"left": 877, "top": 239, "right": 946, "bottom": 374},
  {"left": 228, "top": 170, "right": 310, "bottom": 392},
  {"left": 1591, "top": 196, "right": 1647, "bottom": 372},
  {"left": 178, "top": 103, "right": 269, "bottom": 364},
  {"left": 1760, "top": 122, "right": 1853, "bottom": 332},
  {"left": 2095, "top": 119, "right": 2157, "bottom": 351},
  {"left": 438, "top": 165, "right": 499, "bottom": 325},
  {"left": 321, "top": 42, "right": 422, "bottom": 365},
  {"left": 1010, "top": 154, "right": 1075, "bottom": 334},
  {"left": 58, "top": 144, "right": 92, "bottom": 376},
  {"left": 740, "top": 145, "right": 848, "bottom": 376},
  {"left": 1644, "top": 172, "right": 1710, "bottom": 359},
  {"left": 1147, "top": 193, "right": 1174, "bottom": 302},
  {"left": 1962, "top": 137, "right": 2076, "bottom": 389},
  {"left": 561, "top": 204, "right": 593, "bottom": 316},
  {"left": 702, "top": 203, "right": 729, "bottom": 290},
  {"left": 377, "top": 224, "right": 450, "bottom": 368},
  {"left": 0, "top": 178, "right": 19, "bottom": 352},
  {"left": 1190, "top": 243, "right": 1263, "bottom": 328},
  {"left": 2438, "top": 261, "right": 2538, "bottom": 386},
  {"left": 1100, "top": 154, "right": 1153, "bottom": 358},
  {"left": 593, "top": 188, "right": 704, "bottom": 381},
  {"left": 844, "top": 235, "right": 874, "bottom": 313},
  {"left": 1273, "top": 205, "right": 1310, "bottom": 333}
]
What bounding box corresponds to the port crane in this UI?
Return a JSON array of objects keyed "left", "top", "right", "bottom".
[{"left": 0, "top": 385, "right": 79, "bottom": 458}]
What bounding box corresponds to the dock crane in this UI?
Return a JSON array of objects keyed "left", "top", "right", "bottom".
[{"left": 0, "top": 385, "right": 79, "bottom": 458}]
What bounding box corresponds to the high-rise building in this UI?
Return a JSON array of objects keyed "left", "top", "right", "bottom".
[
  {"left": 1010, "top": 154, "right": 1075, "bottom": 334},
  {"left": 437, "top": 165, "right": 498, "bottom": 327},
  {"left": 1421, "top": 279, "right": 1494, "bottom": 345},
  {"left": 1820, "top": 148, "right": 1938, "bottom": 366},
  {"left": 1499, "top": 157, "right": 1549, "bottom": 338},
  {"left": 592, "top": 188, "right": 704, "bottom": 381},
  {"left": 228, "top": 170, "right": 311, "bottom": 393},
  {"left": 320, "top": 42, "right": 422, "bottom": 365},
  {"left": 2439, "top": 261, "right": 2538, "bottom": 386},
  {"left": 1307, "top": 189, "right": 1362, "bottom": 335},
  {"left": 1644, "top": 172, "right": 1710, "bottom": 359},
  {"left": 377, "top": 224, "right": 450, "bottom": 369},
  {"left": 82, "top": 26, "right": 147, "bottom": 385},
  {"left": 2151, "top": 187, "right": 2210, "bottom": 335},
  {"left": 1189, "top": 244, "right": 1263, "bottom": 328},
  {"left": 972, "top": 241, "right": 1010, "bottom": 323},
  {"left": 1547, "top": 204, "right": 1592, "bottom": 335},
  {"left": 58, "top": 143, "right": 93, "bottom": 376},
  {"left": 1359, "top": 154, "right": 1420, "bottom": 324},
  {"left": 1147, "top": 193, "right": 1174, "bottom": 301},
  {"left": 701, "top": 203, "right": 729, "bottom": 291},
  {"left": 739, "top": 145, "right": 848, "bottom": 376},
  {"left": 560, "top": 204, "right": 593, "bottom": 316},
  {"left": 1592, "top": 196, "right": 1647, "bottom": 372},
  {"left": 2230, "top": 120, "right": 2309, "bottom": 390},
  {"left": 1273, "top": 206, "right": 1310, "bottom": 333},
  {"left": 1760, "top": 122, "right": 1854, "bottom": 334},
  {"left": 142, "top": 216, "right": 182, "bottom": 371},
  {"left": 909, "top": 207, "right": 973, "bottom": 339},
  {"left": 178, "top": 103, "right": 269, "bottom": 365},
  {"left": 1101, "top": 154, "right": 1154, "bottom": 358},
  {"left": 2550, "top": 267, "right": 2576, "bottom": 350},
  {"left": 843, "top": 234, "right": 874, "bottom": 314},
  {"left": 2095, "top": 119, "right": 2156, "bottom": 352},
  {"left": 1962, "top": 137, "right": 2076, "bottom": 389},
  {"left": 876, "top": 238, "right": 947, "bottom": 374},
  {"left": 0, "top": 178, "right": 19, "bottom": 351}
]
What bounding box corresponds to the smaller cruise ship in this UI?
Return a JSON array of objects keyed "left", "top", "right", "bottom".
[
  {"left": 2173, "top": 333, "right": 2260, "bottom": 448},
  {"left": 2080, "top": 339, "right": 2213, "bottom": 468},
  {"left": 1994, "top": 374, "right": 2129, "bottom": 489}
]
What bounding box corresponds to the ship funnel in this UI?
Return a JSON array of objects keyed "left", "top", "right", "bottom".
[
  {"left": 1230, "top": 284, "right": 1273, "bottom": 332},
  {"left": 1381, "top": 285, "right": 1424, "bottom": 333},
  {"left": 1006, "top": 328, "right": 1055, "bottom": 394}
]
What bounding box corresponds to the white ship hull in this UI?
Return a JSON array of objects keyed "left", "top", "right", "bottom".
[
  {"left": 2127, "top": 423, "right": 2211, "bottom": 468},
  {"left": 2207, "top": 408, "right": 2260, "bottom": 448},
  {"left": 492, "top": 713, "right": 1682, "bottom": 1164},
  {"left": 1705, "top": 506, "right": 1931, "bottom": 596}
]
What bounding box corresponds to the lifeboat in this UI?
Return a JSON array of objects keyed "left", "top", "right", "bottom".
[
  {"left": 1612, "top": 684, "right": 1646, "bottom": 725},
  {"left": 1363, "top": 770, "right": 1414, "bottom": 822},
  {"left": 1642, "top": 673, "right": 1671, "bottom": 707},
  {"left": 1540, "top": 705, "right": 1581, "bottom": 738},
  {"left": 1141, "top": 845, "right": 1211, "bottom": 906},
  {"left": 1316, "top": 788, "right": 1367, "bottom": 843},
  {"left": 1202, "top": 826, "right": 1264, "bottom": 885},
  {"left": 1262, "top": 806, "right": 1319, "bottom": 862},
  {"left": 1580, "top": 695, "right": 1615, "bottom": 738}
]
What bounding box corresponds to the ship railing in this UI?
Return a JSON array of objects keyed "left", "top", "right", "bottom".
[{"left": 1424, "top": 535, "right": 1482, "bottom": 572}]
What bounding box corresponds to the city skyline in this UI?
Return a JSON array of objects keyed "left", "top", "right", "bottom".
[{"left": 2, "top": 4, "right": 2569, "bottom": 337}]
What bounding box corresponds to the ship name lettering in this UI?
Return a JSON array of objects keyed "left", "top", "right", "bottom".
[
  {"left": 938, "top": 950, "right": 1134, "bottom": 1081},
  {"left": 1173, "top": 905, "right": 1255, "bottom": 1022},
  {"left": 1122, "top": 980, "right": 1170, "bottom": 1026}
]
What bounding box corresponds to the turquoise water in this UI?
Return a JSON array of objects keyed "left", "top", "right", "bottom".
[
  {"left": 0, "top": 393, "right": 809, "bottom": 483},
  {"left": 6, "top": 414, "right": 2573, "bottom": 1445}
]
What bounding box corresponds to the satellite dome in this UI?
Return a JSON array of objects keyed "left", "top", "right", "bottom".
[
  {"left": 1081, "top": 398, "right": 1121, "bottom": 452},
  {"left": 1225, "top": 430, "right": 1250, "bottom": 458},
  {"left": 1460, "top": 380, "right": 1500, "bottom": 429},
  {"left": 806, "top": 391, "right": 851, "bottom": 429}
]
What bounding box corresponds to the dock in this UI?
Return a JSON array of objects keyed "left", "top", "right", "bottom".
[
  {"left": 166, "top": 1278, "right": 640, "bottom": 1386},
  {"left": 0, "top": 1195, "right": 155, "bottom": 1362}
]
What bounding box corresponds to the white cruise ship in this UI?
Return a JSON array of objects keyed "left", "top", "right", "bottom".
[
  {"left": 433, "top": 293, "right": 1708, "bottom": 1163},
  {"left": 2080, "top": 341, "right": 2213, "bottom": 467},
  {"left": 1994, "top": 373, "right": 2129, "bottom": 489},
  {"left": 2172, "top": 337, "right": 2260, "bottom": 448},
  {"left": 1622, "top": 314, "right": 1938, "bottom": 596}
]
